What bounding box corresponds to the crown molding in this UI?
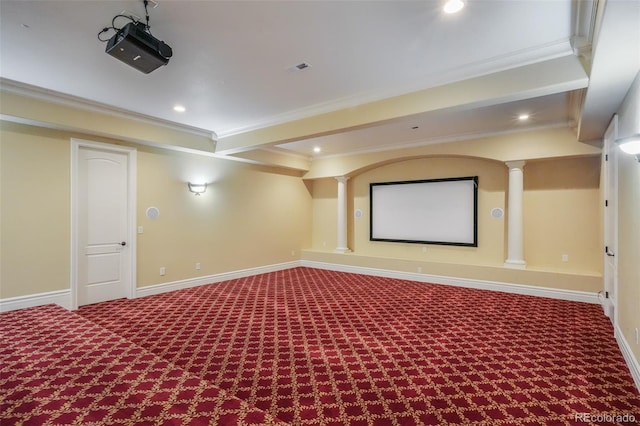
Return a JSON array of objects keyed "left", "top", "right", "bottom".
[{"left": 0, "top": 78, "right": 217, "bottom": 141}]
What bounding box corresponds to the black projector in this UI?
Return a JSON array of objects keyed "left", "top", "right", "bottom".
[{"left": 106, "top": 22, "right": 172, "bottom": 74}]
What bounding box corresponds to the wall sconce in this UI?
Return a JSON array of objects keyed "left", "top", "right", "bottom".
[
  {"left": 616, "top": 134, "right": 640, "bottom": 162},
  {"left": 187, "top": 182, "right": 207, "bottom": 195}
]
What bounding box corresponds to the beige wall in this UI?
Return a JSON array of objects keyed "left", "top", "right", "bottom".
[
  {"left": 308, "top": 153, "right": 602, "bottom": 292},
  {"left": 616, "top": 71, "right": 640, "bottom": 363},
  {"left": 310, "top": 178, "right": 339, "bottom": 252},
  {"left": 0, "top": 121, "right": 312, "bottom": 298},
  {"left": 618, "top": 151, "right": 640, "bottom": 361},
  {"left": 136, "top": 146, "right": 311, "bottom": 287},
  {"left": 524, "top": 156, "right": 602, "bottom": 274},
  {"left": 0, "top": 95, "right": 607, "bottom": 303},
  {"left": 0, "top": 124, "right": 71, "bottom": 298}
]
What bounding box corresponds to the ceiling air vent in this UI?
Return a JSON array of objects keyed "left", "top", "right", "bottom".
[{"left": 289, "top": 62, "right": 312, "bottom": 72}]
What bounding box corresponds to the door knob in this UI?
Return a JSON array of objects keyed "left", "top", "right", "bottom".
[{"left": 121, "top": 241, "right": 127, "bottom": 246}]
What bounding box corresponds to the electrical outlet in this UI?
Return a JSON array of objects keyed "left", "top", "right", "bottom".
[
  {"left": 195, "top": 262, "right": 201, "bottom": 270},
  {"left": 422, "top": 247, "right": 427, "bottom": 253},
  {"left": 291, "top": 250, "right": 295, "bottom": 256},
  {"left": 562, "top": 254, "right": 569, "bottom": 262},
  {"left": 417, "top": 267, "right": 422, "bottom": 273},
  {"left": 137, "top": 226, "right": 144, "bottom": 234},
  {"left": 160, "top": 267, "right": 165, "bottom": 276},
  {"left": 635, "top": 328, "right": 639, "bottom": 345}
]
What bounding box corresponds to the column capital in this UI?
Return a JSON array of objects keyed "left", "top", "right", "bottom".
[
  {"left": 335, "top": 176, "right": 350, "bottom": 183},
  {"left": 505, "top": 160, "right": 526, "bottom": 169}
]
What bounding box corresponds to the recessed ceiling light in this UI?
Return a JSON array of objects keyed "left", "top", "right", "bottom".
[
  {"left": 313, "top": 146, "right": 322, "bottom": 153},
  {"left": 518, "top": 114, "right": 530, "bottom": 121},
  {"left": 173, "top": 105, "right": 186, "bottom": 113},
  {"left": 443, "top": 0, "right": 464, "bottom": 14}
]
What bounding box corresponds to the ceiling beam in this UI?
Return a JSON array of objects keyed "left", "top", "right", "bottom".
[
  {"left": 577, "top": 0, "right": 640, "bottom": 142},
  {"left": 215, "top": 55, "right": 588, "bottom": 156},
  {"left": 303, "top": 127, "right": 601, "bottom": 180},
  {"left": 226, "top": 148, "right": 311, "bottom": 172}
]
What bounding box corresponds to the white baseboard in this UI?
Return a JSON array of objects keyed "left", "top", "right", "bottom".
[
  {"left": 0, "top": 260, "right": 599, "bottom": 312},
  {"left": 300, "top": 260, "right": 600, "bottom": 304},
  {"left": 0, "top": 262, "right": 301, "bottom": 312},
  {"left": 0, "top": 289, "right": 72, "bottom": 313},
  {"left": 615, "top": 325, "right": 640, "bottom": 393},
  {"left": 135, "top": 261, "right": 301, "bottom": 299}
]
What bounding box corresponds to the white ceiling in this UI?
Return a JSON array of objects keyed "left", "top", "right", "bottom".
[{"left": 1, "top": 0, "right": 638, "bottom": 160}]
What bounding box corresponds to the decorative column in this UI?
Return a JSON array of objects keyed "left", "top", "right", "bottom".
[
  {"left": 335, "top": 176, "right": 351, "bottom": 253},
  {"left": 504, "top": 161, "right": 526, "bottom": 269}
]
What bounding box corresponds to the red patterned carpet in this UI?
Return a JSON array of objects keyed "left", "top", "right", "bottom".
[
  {"left": 2, "top": 267, "right": 640, "bottom": 425},
  {"left": 78, "top": 267, "right": 639, "bottom": 425},
  {"left": 0, "top": 304, "right": 279, "bottom": 425}
]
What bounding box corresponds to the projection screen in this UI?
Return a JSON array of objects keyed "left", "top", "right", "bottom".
[{"left": 370, "top": 176, "right": 478, "bottom": 246}]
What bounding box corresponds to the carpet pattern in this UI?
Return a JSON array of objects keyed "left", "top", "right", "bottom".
[
  {"left": 0, "top": 304, "right": 280, "bottom": 425},
  {"left": 75, "top": 267, "right": 640, "bottom": 425}
]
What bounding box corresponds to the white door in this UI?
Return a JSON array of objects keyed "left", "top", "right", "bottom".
[
  {"left": 603, "top": 116, "right": 618, "bottom": 324},
  {"left": 73, "top": 141, "right": 136, "bottom": 307}
]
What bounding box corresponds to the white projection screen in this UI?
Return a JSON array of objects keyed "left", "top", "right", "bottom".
[{"left": 370, "top": 176, "right": 478, "bottom": 246}]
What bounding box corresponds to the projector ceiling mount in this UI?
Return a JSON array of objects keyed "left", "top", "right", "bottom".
[{"left": 98, "top": 0, "right": 172, "bottom": 74}]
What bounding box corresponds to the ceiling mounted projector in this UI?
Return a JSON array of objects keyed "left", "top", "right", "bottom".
[{"left": 106, "top": 21, "right": 172, "bottom": 74}]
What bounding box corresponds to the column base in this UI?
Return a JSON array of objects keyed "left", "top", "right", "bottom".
[
  {"left": 334, "top": 247, "right": 352, "bottom": 254},
  {"left": 504, "top": 259, "right": 527, "bottom": 269}
]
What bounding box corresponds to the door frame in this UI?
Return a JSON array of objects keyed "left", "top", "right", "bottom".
[
  {"left": 602, "top": 116, "right": 618, "bottom": 325},
  {"left": 70, "top": 139, "right": 137, "bottom": 310}
]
